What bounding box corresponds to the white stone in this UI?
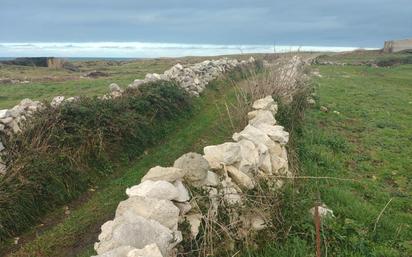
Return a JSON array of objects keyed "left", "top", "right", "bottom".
[
  {"left": 233, "top": 124, "right": 276, "bottom": 151},
  {"left": 94, "top": 216, "right": 178, "bottom": 256},
  {"left": 0, "top": 142, "right": 4, "bottom": 152},
  {"left": 174, "top": 202, "right": 192, "bottom": 215},
  {"left": 91, "top": 245, "right": 136, "bottom": 257},
  {"left": 309, "top": 204, "right": 335, "bottom": 219},
  {"left": 126, "top": 180, "right": 179, "bottom": 201},
  {"left": 109, "top": 83, "right": 122, "bottom": 92},
  {"left": 0, "top": 117, "right": 13, "bottom": 124},
  {"left": 248, "top": 110, "right": 276, "bottom": 126},
  {"left": 141, "top": 166, "right": 185, "bottom": 183},
  {"left": 203, "top": 142, "right": 241, "bottom": 170},
  {"left": 185, "top": 214, "right": 202, "bottom": 238},
  {"left": 252, "top": 95, "right": 277, "bottom": 113},
  {"left": 173, "top": 180, "right": 190, "bottom": 202},
  {"left": 127, "top": 243, "right": 163, "bottom": 257},
  {"left": 0, "top": 110, "right": 7, "bottom": 119},
  {"left": 6, "top": 106, "right": 23, "bottom": 118},
  {"left": 201, "top": 171, "right": 219, "bottom": 187},
  {"left": 115, "top": 196, "right": 179, "bottom": 230},
  {"left": 129, "top": 79, "right": 145, "bottom": 89},
  {"left": 9, "top": 120, "right": 21, "bottom": 134},
  {"left": 221, "top": 178, "right": 242, "bottom": 205},
  {"left": 253, "top": 123, "right": 289, "bottom": 145},
  {"left": 173, "top": 152, "right": 209, "bottom": 182},
  {"left": 51, "top": 96, "right": 65, "bottom": 107},
  {"left": 270, "top": 155, "right": 288, "bottom": 175},
  {"left": 92, "top": 244, "right": 163, "bottom": 257},
  {"left": 257, "top": 143, "right": 272, "bottom": 174},
  {"left": 236, "top": 139, "right": 260, "bottom": 176},
  {"left": 226, "top": 166, "right": 255, "bottom": 190}
]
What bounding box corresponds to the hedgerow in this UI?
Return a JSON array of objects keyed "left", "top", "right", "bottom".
[{"left": 0, "top": 80, "right": 192, "bottom": 240}]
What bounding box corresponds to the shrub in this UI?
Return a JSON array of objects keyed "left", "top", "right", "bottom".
[{"left": 0, "top": 80, "right": 192, "bottom": 240}]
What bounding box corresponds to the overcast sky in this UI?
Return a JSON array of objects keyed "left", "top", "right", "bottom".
[{"left": 0, "top": 0, "right": 411, "bottom": 57}]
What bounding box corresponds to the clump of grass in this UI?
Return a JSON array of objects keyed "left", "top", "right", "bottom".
[{"left": 0, "top": 80, "right": 193, "bottom": 241}]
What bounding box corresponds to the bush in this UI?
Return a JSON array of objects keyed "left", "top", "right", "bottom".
[{"left": 0, "top": 81, "right": 192, "bottom": 240}]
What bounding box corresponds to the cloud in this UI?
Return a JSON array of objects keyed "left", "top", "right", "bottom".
[{"left": 0, "top": 0, "right": 411, "bottom": 48}]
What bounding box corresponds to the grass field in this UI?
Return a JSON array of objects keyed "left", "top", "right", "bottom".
[
  {"left": 0, "top": 59, "right": 176, "bottom": 109},
  {"left": 317, "top": 50, "right": 412, "bottom": 66},
  {"left": 248, "top": 59, "right": 412, "bottom": 256},
  {"left": 0, "top": 54, "right": 261, "bottom": 109},
  {"left": 2, "top": 51, "right": 411, "bottom": 256}
]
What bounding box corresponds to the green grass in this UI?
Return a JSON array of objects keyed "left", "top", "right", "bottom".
[
  {"left": 0, "top": 54, "right": 260, "bottom": 109},
  {"left": 0, "top": 59, "right": 175, "bottom": 109},
  {"left": 317, "top": 50, "right": 412, "bottom": 66},
  {"left": 248, "top": 63, "right": 412, "bottom": 256},
  {"left": 3, "top": 69, "right": 249, "bottom": 257}
]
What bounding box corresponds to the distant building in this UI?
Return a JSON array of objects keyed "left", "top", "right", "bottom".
[{"left": 383, "top": 38, "right": 412, "bottom": 53}]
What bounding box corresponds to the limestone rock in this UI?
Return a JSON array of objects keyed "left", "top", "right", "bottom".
[
  {"left": 185, "top": 214, "right": 202, "bottom": 238},
  {"left": 201, "top": 171, "right": 219, "bottom": 187},
  {"left": 309, "top": 204, "right": 334, "bottom": 219},
  {"left": 94, "top": 216, "right": 178, "bottom": 256},
  {"left": 128, "top": 243, "right": 163, "bottom": 257},
  {"left": 173, "top": 180, "right": 190, "bottom": 202},
  {"left": 129, "top": 79, "right": 145, "bottom": 89},
  {"left": 51, "top": 96, "right": 65, "bottom": 108},
  {"left": 0, "top": 117, "right": 13, "bottom": 124},
  {"left": 270, "top": 155, "right": 288, "bottom": 175},
  {"left": 173, "top": 152, "right": 209, "bottom": 182},
  {"left": 115, "top": 196, "right": 179, "bottom": 230},
  {"left": 253, "top": 123, "right": 289, "bottom": 145},
  {"left": 257, "top": 143, "right": 272, "bottom": 174},
  {"left": 203, "top": 142, "right": 241, "bottom": 170},
  {"left": 252, "top": 96, "right": 277, "bottom": 113},
  {"left": 0, "top": 142, "right": 4, "bottom": 152},
  {"left": 233, "top": 124, "right": 276, "bottom": 150},
  {"left": 236, "top": 139, "right": 260, "bottom": 176},
  {"left": 174, "top": 202, "right": 192, "bottom": 215},
  {"left": 226, "top": 166, "right": 255, "bottom": 190},
  {"left": 221, "top": 178, "right": 242, "bottom": 205},
  {"left": 109, "top": 83, "right": 122, "bottom": 92},
  {"left": 248, "top": 110, "right": 276, "bottom": 126},
  {"left": 126, "top": 180, "right": 179, "bottom": 201},
  {"left": 141, "top": 166, "right": 185, "bottom": 183},
  {"left": 91, "top": 245, "right": 136, "bottom": 257},
  {"left": 0, "top": 110, "right": 7, "bottom": 119}
]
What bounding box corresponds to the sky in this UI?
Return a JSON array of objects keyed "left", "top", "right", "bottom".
[{"left": 0, "top": 0, "right": 411, "bottom": 57}]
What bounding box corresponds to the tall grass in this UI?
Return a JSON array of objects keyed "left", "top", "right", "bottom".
[{"left": 176, "top": 56, "right": 313, "bottom": 257}]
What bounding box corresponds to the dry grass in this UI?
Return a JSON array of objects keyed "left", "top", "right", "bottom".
[{"left": 177, "top": 54, "right": 312, "bottom": 257}]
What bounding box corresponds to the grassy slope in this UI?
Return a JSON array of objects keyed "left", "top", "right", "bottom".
[
  {"left": 5, "top": 72, "right": 245, "bottom": 257},
  {"left": 251, "top": 63, "right": 412, "bottom": 256},
  {"left": 317, "top": 50, "right": 412, "bottom": 64},
  {"left": 0, "top": 54, "right": 260, "bottom": 109},
  {"left": 0, "top": 60, "right": 174, "bottom": 109}
]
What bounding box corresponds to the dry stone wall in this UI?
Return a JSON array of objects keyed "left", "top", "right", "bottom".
[
  {"left": 92, "top": 95, "right": 291, "bottom": 257},
  {"left": 0, "top": 57, "right": 254, "bottom": 176}
]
